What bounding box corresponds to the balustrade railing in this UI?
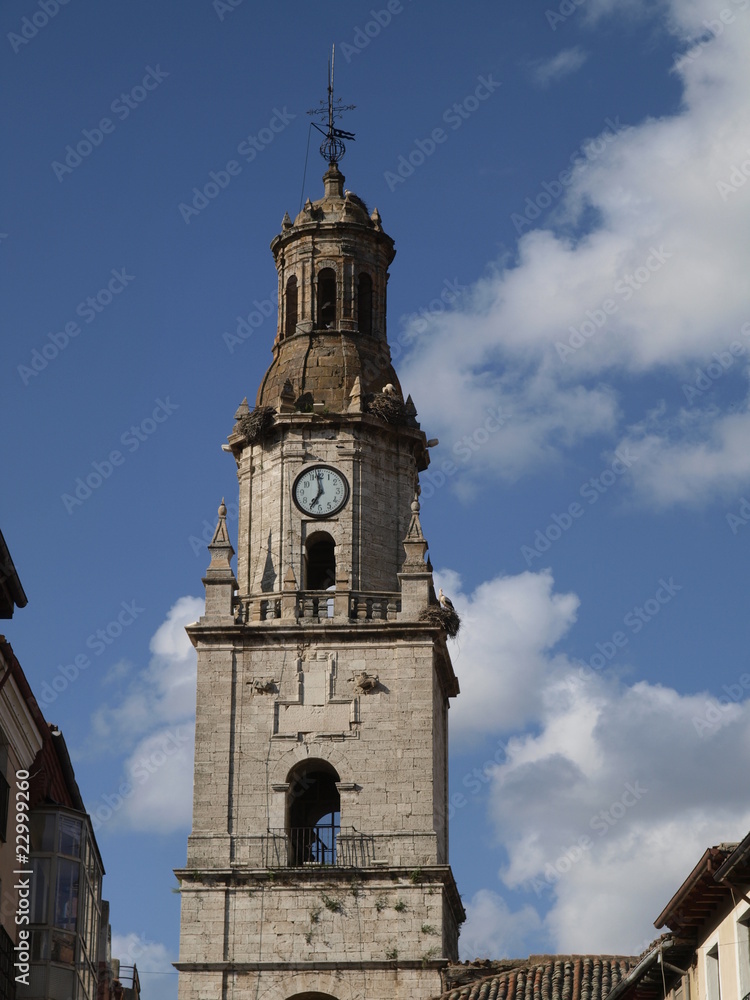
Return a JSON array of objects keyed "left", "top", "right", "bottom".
[{"left": 235, "top": 591, "right": 401, "bottom": 624}]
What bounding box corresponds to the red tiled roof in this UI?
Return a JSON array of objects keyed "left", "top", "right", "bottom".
[{"left": 435, "top": 955, "right": 638, "bottom": 1000}]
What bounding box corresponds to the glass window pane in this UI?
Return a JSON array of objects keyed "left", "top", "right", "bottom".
[
  {"left": 30, "top": 858, "right": 49, "bottom": 924},
  {"left": 58, "top": 816, "right": 82, "bottom": 858},
  {"left": 48, "top": 965, "right": 74, "bottom": 1000},
  {"left": 30, "top": 813, "right": 56, "bottom": 852},
  {"left": 16, "top": 963, "right": 45, "bottom": 997},
  {"left": 50, "top": 929, "right": 75, "bottom": 966},
  {"left": 54, "top": 859, "right": 79, "bottom": 931},
  {"left": 30, "top": 930, "right": 49, "bottom": 961},
  {"left": 87, "top": 887, "right": 97, "bottom": 956}
]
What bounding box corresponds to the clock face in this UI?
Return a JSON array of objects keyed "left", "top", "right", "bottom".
[{"left": 293, "top": 465, "right": 349, "bottom": 518}]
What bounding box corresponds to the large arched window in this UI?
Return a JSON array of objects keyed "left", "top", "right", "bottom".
[
  {"left": 305, "top": 532, "right": 335, "bottom": 591},
  {"left": 287, "top": 761, "right": 340, "bottom": 866},
  {"left": 316, "top": 268, "right": 336, "bottom": 329},
  {"left": 285, "top": 275, "right": 298, "bottom": 338},
  {"left": 357, "top": 273, "right": 373, "bottom": 335}
]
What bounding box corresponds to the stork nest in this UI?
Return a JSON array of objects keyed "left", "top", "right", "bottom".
[
  {"left": 237, "top": 406, "right": 276, "bottom": 444},
  {"left": 365, "top": 392, "right": 407, "bottom": 425},
  {"left": 419, "top": 604, "right": 461, "bottom": 638}
]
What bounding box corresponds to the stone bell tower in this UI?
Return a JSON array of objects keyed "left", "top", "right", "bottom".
[{"left": 176, "top": 129, "right": 463, "bottom": 1000}]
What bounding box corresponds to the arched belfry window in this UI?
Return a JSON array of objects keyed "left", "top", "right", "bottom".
[
  {"left": 357, "top": 273, "right": 373, "bottom": 335},
  {"left": 305, "top": 532, "right": 335, "bottom": 591},
  {"left": 316, "top": 268, "right": 336, "bottom": 329},
  {"left": 287, "top": 761, "right": 340, "bottom": 865},
  {"left": 285, "top": 275, "right": 298, "bottom": 338}
]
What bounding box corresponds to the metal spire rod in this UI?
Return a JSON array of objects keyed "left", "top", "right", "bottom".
[{"left": 307, "top": 44, "right": 356, "bottom": 164}]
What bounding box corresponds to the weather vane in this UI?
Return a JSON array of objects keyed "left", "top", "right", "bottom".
[{"left": 307, "top": 44, "right": 355, "bottom": 164}]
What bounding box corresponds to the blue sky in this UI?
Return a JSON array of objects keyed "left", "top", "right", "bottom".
[{"left": 3, "top": 0, "right": 750, "bottom": 995}]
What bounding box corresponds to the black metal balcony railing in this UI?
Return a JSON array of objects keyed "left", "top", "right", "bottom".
[{"left": 263, "top": 827, "right": 376, "bottom": 868}]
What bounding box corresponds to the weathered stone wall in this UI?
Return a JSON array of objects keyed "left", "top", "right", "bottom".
[
  {"left": 178, "top": 877, "right": 449, "bottom": 965},
  {"left": 186, "top": 630, "right": 452, "bottom": 869},
  {"left": 177, "top": 966, "right": 444, "bottom": 1000},
  {"left": 235, "top": 417, "right": 424, "bottom": 597}
]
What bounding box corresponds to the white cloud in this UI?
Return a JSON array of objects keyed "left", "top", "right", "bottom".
[
  {"left": 441, "top": 569, "right": 579, "bottom": 745},
  {"left": 529, "top": 47, "right": 589, "bottom": 87},
  {"left": 116, "top": 725, "right": 195, "bottom": 833},
  {"left": 402, "top": 0, "right": 750, "bottom": 504},
  {"left": 460, "top": 890, "right": 545, "bottom": 960},
  {"left": 616, "top": 397, "right": 750, "bottom": 506},
  {"left": 447, "top": 567, "right": 750, "bottom": 954},
  {"left": 111, "top": 932, "right": 177, "bottom": 1000},
  {"left": 90, "top": 596, "right": 203, "bottom": 749},
  {"left": 88, "top": 596, "right": 202, "bottom": 835}
]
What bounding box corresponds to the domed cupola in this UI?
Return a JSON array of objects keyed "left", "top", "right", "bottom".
[{"left": 257, "top": 162, "right": 402, "bottom": 412}]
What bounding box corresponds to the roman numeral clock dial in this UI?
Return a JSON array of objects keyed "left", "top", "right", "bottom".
[{"left": 293, "top": 464, "right": 349, "bottom": 517}]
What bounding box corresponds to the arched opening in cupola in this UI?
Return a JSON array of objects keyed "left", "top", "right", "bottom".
[
  {"left": 357, "top": 272, "right": 373, "bottom": 335},
  {"left": 286, "top": 761, "right": 341, "bottom": 866},
  {"left": 316, "top": 268, "right": 337, "bottom": 329},
  {"left": 285, "top": 275, "right": 298, "bottom": 338}
]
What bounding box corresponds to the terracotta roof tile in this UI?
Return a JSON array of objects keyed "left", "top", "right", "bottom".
[{"left": 436, "top": 956, "right": 638, "bottom": 1000}]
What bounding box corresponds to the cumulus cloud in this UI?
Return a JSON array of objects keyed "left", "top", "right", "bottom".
[
  {"left": 439, "top": 569, "right": 580, "bottom": 745},
  {"left": 460, "top": 890, "right": 545, "bottom": 960},
  {"left": 529, "top": 47, "right": 589, "bottom": 88},
  {"left": 616, "top": 394, "right": 750, "bottom": 506},
  {"left": 89, "top": 596, "right": 202, "bottom": 834},
  {"left": 90, "top": 596, "right": 203, "bottom": 748},
  {"left": 402, "top": 0, "right": 750, "bottom": 503},
  {"left": 447, "top": 567, "right": 750, "bottom": 955},
  {"left": 111, "top": 932, "right": 177, "bottom": 1000},
  {"left": 115, "top": 725, "right": 195, "bottom": 833}
]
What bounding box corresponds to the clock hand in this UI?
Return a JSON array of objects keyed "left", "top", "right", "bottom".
[{"left": 310, "top": 472, "right": 324, "bottom": 507}]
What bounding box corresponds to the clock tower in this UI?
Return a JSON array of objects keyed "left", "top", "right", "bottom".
[{"left": 176, "top": 141, "right": 464, "bottom": 1000}]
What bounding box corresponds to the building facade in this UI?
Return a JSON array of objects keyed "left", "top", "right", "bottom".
[
  {"left": 606, "top": 837, "right": 750, "bottom": 1000},
  {"left": 0, "top": 531, "right": 139, "bottom": 1000},
  {"left": 176, "top": 160, "right": 464, "bottom": 1000}
]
